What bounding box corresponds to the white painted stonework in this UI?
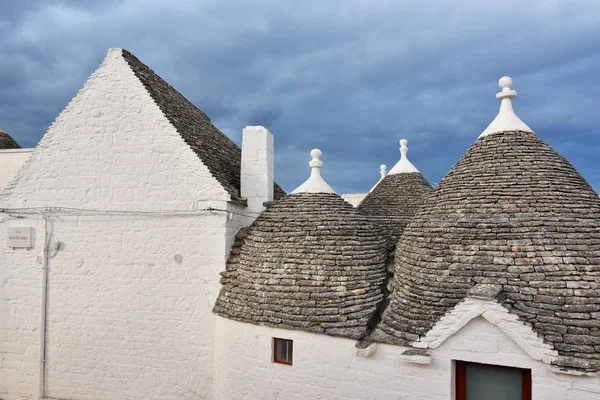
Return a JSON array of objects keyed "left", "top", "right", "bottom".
[
  {"left": 291, "top": 149, "right": 336, "bottom": 194},
  {"left": 0, "top": 148, "right": 33, "bottom": 192},
  {"left": 387, "top": 139, "right": 420, "bottom": 174},
  {"left": 0, "top": 48, "right": 245, "bottom": 400},
  {"left": 213, "top": 316, "right": 600, "bottom": 400},
  {"left": 0, "top": 48, "right": 230, "bottom": 210},
  {"left": 241, "top": 126, "right": 274, "bottom": 215},
  {"left": 479, "top": 76, "right": 533, "bottom": 138},
  {"left": 413, "top": 296, "right": 559, "bottom": 364},
  {"left": 341, "top": 192, "right": 367, "bottom": 207}
]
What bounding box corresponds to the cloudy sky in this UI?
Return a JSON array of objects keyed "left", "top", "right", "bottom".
[{"left": 1, "top": 0, "right": 599, "bottom": 194}]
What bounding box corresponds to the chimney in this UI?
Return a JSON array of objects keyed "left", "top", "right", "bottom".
[{"left": 241, "top": 126, "right": 274, "bottom": 214}]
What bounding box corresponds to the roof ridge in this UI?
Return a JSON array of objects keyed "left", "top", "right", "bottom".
[{"left": 119, "top": 48, "right": 285, "bottom": 202}]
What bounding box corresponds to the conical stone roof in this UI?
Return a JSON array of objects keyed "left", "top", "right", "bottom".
[
  {"left": 214, "top": 193, "right": 390, "bottom": 339},
  {"left": 0, "top": 126, "right": 21, "bottom": 149},
  {"left": 358, "top": 140, "right": 432, "bottom": 242},
  {"left": 214, "top": 150, "right": 390, "bottom": 339},
  {"left": 373, "top": 78, "right": 600, "bottom": 371}
]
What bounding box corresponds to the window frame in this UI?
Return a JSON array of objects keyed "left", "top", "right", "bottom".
[
  {"left": 455, "top": 360, "right": 531, "bottom": 400},
  {"left": 273, "top": 337, "right": 293, "bottom": 366}
]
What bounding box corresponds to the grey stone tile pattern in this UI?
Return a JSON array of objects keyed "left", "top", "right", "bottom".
[
  {"left": 0, "top": 132, "right": 20, "bottom": 149},
  {"left": 121, "top": 49, "right": 286, "bottom": 202},
  {"left": 214, "top": 192, "right": 391, "bottom": 339},
  {"left": 372, "top": 131, "right": 600, "bottom": 371},
  {"left": 357, "top": 173, "right": 433, "bottom": 242}
]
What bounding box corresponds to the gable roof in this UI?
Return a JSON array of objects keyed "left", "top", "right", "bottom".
[{"left": 121, "top": 49, "right": 285, "bottom": 202}]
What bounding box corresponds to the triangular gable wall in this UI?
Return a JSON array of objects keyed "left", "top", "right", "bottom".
[
  {"left": 412, "top": 296, "right": 559, "bottom": 364},
  {"left": 0, "top": 49, "right": 229, "bottom": 210}
]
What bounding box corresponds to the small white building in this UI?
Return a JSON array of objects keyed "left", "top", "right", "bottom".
[{"left": 1, "top": 49, "right": 600, "bottom": 400}]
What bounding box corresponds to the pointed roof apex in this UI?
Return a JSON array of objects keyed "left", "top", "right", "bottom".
[
  {"left": 0, "top": 124, "right": 7, "bottom": 134},
  {"left": 291, "top": 149, "right": 336, "bottom": 194},
  {"left": 388, "top": 139, "right": 420, "bottom": 174},
  {"left": 479, "top": 76, "right": 533, "bottom": 138}
]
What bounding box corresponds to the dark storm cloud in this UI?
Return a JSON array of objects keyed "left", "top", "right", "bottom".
[{"left": 1, "top": 0, "right": 600, "bottom": 193}]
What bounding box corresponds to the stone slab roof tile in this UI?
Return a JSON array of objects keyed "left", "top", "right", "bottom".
[
  {"left": 373, "top": 130, "right": 600, "bottom": 372},
  {"left": 214, "top": 192, "right": 390, "bottom": 339},
  {"left": 121, "top": 49, "right": 285, "bottom": 202},
  {"left": 357, "top": 172, "right": 433, "bottom": 242}
]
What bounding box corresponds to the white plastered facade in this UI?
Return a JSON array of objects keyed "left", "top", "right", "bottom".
[
  {"left": 213, "top": 301, "right": 600, "bottom": 400},
  {"left": 0, "top": 148, "right": 33, "bottom": 192},
  {"left": 0, "top": 49, "right": 240, "bottom": 400}
]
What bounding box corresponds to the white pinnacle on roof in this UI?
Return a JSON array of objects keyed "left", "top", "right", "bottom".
[
  {"left": 379, "top": 164, "right": 387, "bottom": 180},
  {"left": 291, "top": 149, "right": 336, "bottom": 194},
  {"left": 369, "top": 164, "right": 387, "bottom": 192},
  {"left": 0, "top": 125, "right": 7, "bottom": 134},
  {"left": 479, "top": 76, "right": 533, "bottom": 138},
  {"left": 387, "top": 139, "right": 420, "bottom": 174}
]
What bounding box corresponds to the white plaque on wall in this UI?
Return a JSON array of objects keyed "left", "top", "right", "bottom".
[{"left": 7, "top": 227, "right": 33, "bottom": 249}]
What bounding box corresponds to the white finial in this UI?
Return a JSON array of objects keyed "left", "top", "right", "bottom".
[
  {"left": 370, "top": 164, "right": 388, "bottom": 192},
  {"left": 380, "top": 164, "right": 387, "bottom": 179},
  {"left": 291, "top": 149, "right": 336, "bottom": 194},
  {"left": 388, "top": 139, "right": 420, "bottom": 174},
  {"left": 309, "top": 149, "right": 323, "bottom": 168},
  {"left": 479, "top": 76, "right": 532, "bottom": 138}
]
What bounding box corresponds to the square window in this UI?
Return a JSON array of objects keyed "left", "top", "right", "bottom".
[
  {"left": 273, "top": 338, "right": 293, "bottom": 365},
  {"left": 455, "top": 360, "right": 531, "bottom": 400}
]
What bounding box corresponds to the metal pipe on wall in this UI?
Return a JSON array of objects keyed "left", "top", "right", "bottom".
[{"left": 38, "top": 212, "right": 49, "bottom": 399}]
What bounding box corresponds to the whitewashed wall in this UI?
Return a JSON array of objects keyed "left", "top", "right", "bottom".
[
  {"left": 1, "top": 212, "right": 230, "bottom": 400},
  {"left": 0, "top": 48, "right": 238, "bottom": 400},
  {"left": 213, "top": 317, "right": 600, "bottom": 400},
  {"left": 341, "top": 193, "right": 367, "bottom": 207},
  {"left": 0, "top": 149, "right": 33, "bottom": 192},
  {"left": 0, "top": 218, "right": 44, "bottom": 400},
  {"left": 0, "top": 48, "right": 230, "bottom": 209}
]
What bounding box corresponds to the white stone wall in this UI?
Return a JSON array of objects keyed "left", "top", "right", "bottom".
[
  {"left": 341, "top": 193, "right": 367, "bottom": 207},
  {"left": 0, "top": 48, "right": 239, "bottom": 400},
  {"left": 213, "top": 316, "right": 600, "bottom": 400},
  {"left": 0, "top": 48, "right": 230, "bottom": 210},
  {"left": 0, "top": 149, "right": 33, "bottom": 193},
  {"left": 1, "top": 212, "right": 230, "bottom": 400},
  {"left": 0, "top": 218, "right": 44, "bottom": 400}
]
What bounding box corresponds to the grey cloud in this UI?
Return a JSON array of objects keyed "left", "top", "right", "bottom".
[{"left": 1, "top": 0, "right": 600, "bottom": 192}]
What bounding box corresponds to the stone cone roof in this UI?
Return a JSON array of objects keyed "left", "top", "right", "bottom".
[
  {"left": 0, "top": 126, "right": 21, "bottom": 149},
  {"left": 214, "top": 192, "right": 391, "bottom": 339},
  {"left": 372, "top": 130, "right": 600, "bottom": 371},
  {"left": 357, "top": 173, "right": 433, "bottom": 242}
]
